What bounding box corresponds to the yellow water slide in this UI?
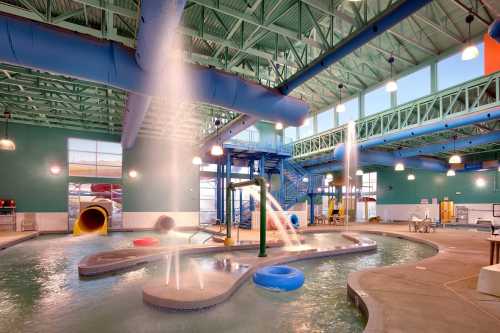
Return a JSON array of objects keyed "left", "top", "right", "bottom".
[{"left": 73, "top": 205, "right": 108, "bottom": 236}]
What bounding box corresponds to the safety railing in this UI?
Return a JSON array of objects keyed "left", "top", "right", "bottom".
[{"left": 290, "top": 71, "right": 500, "bottom": 159}]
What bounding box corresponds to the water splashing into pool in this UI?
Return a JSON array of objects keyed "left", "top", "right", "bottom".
[
  {"left": 190, "top": 259, "right": 205, "bottom": 290},
  {"left": 344, "top": 121, "right": 358, "bottom": 230},
  {"left": 243, "top": 186, "right": 301, "bottom": 248}
]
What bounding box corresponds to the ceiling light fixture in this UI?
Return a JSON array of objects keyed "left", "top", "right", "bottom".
[
  {"left": 407, "top": 174, "right": 415, "bottom": 181},
  {"left": 336, "top": 84, "right": 346, "bottom": 113},
  {"left": 128, "top": 170, "right": 138, "bottom": 178},
  {"left": 395, "top": 162, "right": 405, "bottom": 171},
  {"left": 386, "top": 55, "right": 398, "bottom": 92},
  {"left": 446, "top": 169, "right": 456, "bottom": 177},
  {"left": 0, "top": 111, "right": 15, "bottom": 151},
  {"left": 275, "top": 122, "right": 284, "bottom": 130},
  {"left": 211, "top": 119, "right": 224, "bottom": 157},
  {"left": 448, "top": 135, "right": 462, "bottom": 164},
  {"left": 462, "top": 14, "right": 479, "bottom": 61},
  {"left": 355, "top": 169, "right": 364, "bottom": 176}
]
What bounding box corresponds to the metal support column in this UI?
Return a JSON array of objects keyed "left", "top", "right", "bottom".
[
  {"left": 249, "top": 159, "right": 255, "bottom": 211},
  {"left": 308, "top": 193, "right": 315, "bottom": 225},
  {"left": 216, "top": 161, "right": 222, "bottom": 221},
  {"left": 430, "top": 61, "right": 438, "bottom": 93},
  {"left": 279, "top": 159, "right": 285, "bottom": 204},
  {"left": 259, "top": 155, "right": 266, "bottom": 177}
]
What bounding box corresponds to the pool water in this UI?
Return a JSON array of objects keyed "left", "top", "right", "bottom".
[{"left": 0, "top": 232, "right": 436, "bottom": 333}]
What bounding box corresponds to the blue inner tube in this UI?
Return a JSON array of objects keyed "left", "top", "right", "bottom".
[{"left": 253, "top": 265, "right": 305, "bottom": 291}]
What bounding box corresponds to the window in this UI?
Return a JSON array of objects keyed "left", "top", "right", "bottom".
[
  {"left": 316, "top": 109, "right": 334, "bottom": 133},
  {"left": 361, "top": 172, "right": 377, "bottom": 194},
  {"left": 438, "top": 42, "right": 484, "bottom": 90},
  {"left": 298, "top": 117, "right": 314, "bottom": 139},
  {"left": 284, "top": 126, "right": 297, "bottom": 144},
  {"left": 397, "top": 66, "right": 430, "bottom": 105},
  {"left": 68, "top": 138, "right": 122, "bottom": 178},
  {"left": 365, "top": 85, "right": 390, "bottom": 116},
  {"left": 338, "top": 98, "right": 359, "bottom": 126},
  {"left": 200, "top": 177, "right": 216, "bottom": 224}
]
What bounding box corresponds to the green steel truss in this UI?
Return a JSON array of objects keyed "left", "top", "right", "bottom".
[
  {"left": 0, "top": 63, "right": 126, "bottom": 134},
  {"left": 0, "top": 0, "right": 495, "bottom": 140},
  {"left": 291, "top": 71, "right": 500, "bottom": 159}
]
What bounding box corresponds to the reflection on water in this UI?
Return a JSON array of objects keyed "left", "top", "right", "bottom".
[{"left": 0, "top": 233, "right": 435, "bottom": 333}]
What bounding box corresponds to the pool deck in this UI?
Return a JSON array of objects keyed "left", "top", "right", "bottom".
[
  {"left": 0, "top": 231, "right": 39, "bottom": 250},
  {"left": 309, "top": 224, "right": 500, "bottom": 333}
]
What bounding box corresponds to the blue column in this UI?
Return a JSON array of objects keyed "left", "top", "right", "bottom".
[
  {"left": 226, "top": 150, "right": 232, "bottom": 224},
  {"left": 220, "top": 161, "right": 225, "bottom": 224},
  {"left": 239, "top": 189, "right": 243, "bottom": 224},
  {"left": 309, "top": 193, "right": 315, "bottom": 225},
  {"left": 216, "top": 161, "right": 222, "bottom": 221},
  {"left": 279, "top": 159, "right": 285, "bottom": 204},
  {"left": 259, "top": 155, "right": 266, "bottom": 177},
  {"left": 249, "top": 159, "right": 255, "bottom": 211}
]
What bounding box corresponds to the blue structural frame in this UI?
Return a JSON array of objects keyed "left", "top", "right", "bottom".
[{"left": 279, "top": 0, "right": 433, "bottom": 94}]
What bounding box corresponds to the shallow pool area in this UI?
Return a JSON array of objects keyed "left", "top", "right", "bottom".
[{"left": 0, "top": 232, "right": 436, "bottom": 333}]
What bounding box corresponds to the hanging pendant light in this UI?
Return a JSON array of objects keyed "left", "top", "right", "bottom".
[
  {"left": 210, "top": 119, "right": 224, "bottom": 157},
  {"left": 462, "top": 14, "right": 479, "bottom": 61},
  {"left": 0, "top": 111, "right": 15, "bottom": 151},
  {"left": 407, "top": 174, "right": 415, "bottom": 181},
  {"left": 446, "top": 169, "right": 456, "bottom": 177},
  {"left": 448, "top": 135, "right": 462, "bottom": 164},
  {"left": 336, "top": 84, "right": 346, "bottom": 113},
  {"left": 355, "top": 169, "right": 364, "bottom": 176},
  {"left": 386, "top": 56, "right": 398, "bottom": 92},
  {"left": 275, "top": 122, "right": 283, "bottom": 130},
  {"left": 395, "top": 162, "right": 405, "bottom": 171}
]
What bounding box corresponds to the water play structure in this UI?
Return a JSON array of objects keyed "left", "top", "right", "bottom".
[
  {"left": 253, "top": 265, "right": 305, "bottom": 292},
  {"left": 73, "top": 204, "right": 109, "bottom": 236},
  {"left": 225, "top": 176, "right": 267, "bottom": 256}
]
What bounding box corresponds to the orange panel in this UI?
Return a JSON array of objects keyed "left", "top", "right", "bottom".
[{"left": 484, "top": 33, "right": 500, "bottom": 75}]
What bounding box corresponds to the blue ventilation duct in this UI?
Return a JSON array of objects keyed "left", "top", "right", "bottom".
[
  {"left": 122, "top": 0, "right": 186, "bottom": 149},
  {"left": 0, "top": 13, "right": 308, "bottom": 148},
  {"left": 279, "top": 0, "right": 432, "bottom": 94}
]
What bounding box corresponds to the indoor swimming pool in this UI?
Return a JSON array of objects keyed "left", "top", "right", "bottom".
[{"left": 0, "top": 233, "right": 436, "bottom": 333}]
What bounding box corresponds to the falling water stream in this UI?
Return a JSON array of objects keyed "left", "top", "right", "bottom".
[
  {"left": 244, "top": 186, "right": 302, "bottom": 248},
  {"left": 344, "top": 121, "right": 359, "bottom": 230}
]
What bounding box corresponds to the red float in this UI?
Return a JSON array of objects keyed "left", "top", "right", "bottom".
[{"left": 133, "top": 237, "right": 160, "bottom": 247}]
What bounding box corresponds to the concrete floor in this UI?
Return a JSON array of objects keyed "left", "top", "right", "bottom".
[
  {"left": 309, "top": 224, "right": 500, "bottom": 333},
  {"left": 0, "top": 231, "right": 39, "bottom": 250}
]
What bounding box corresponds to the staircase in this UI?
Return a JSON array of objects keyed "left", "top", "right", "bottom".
[
  {"left": 281, "top": 159, "right": 322, "bottom": 209},
  {"left": 234, "top": 201, "right": 252, "bottom": 229}
]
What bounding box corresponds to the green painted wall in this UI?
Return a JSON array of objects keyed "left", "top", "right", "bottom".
[
  {"left": 0, "top": 123, "right": 200, "bottom": 212},
  {"left": 0, "top": 123, "right": 119, "bottom": 212},
  {"left": 377, "top": 166, "right": 500, "bottom": 204},
  {"left": 122, "top": 137, "right": 200, "bottom": 212}
]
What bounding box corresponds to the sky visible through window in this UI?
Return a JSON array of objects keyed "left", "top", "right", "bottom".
[{"left": 284, "top": 42, "right": 484, "bottom": 142}]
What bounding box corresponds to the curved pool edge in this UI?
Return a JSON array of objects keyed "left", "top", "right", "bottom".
[
  {"left": 341, "top": 226, "right": 497, "bottom": 333},
  {"left": 142, "top": 232, "right": 377, "bottom": 310},
  {"left": 0, "top": 231, "right": 39, "bottom": 250}
]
